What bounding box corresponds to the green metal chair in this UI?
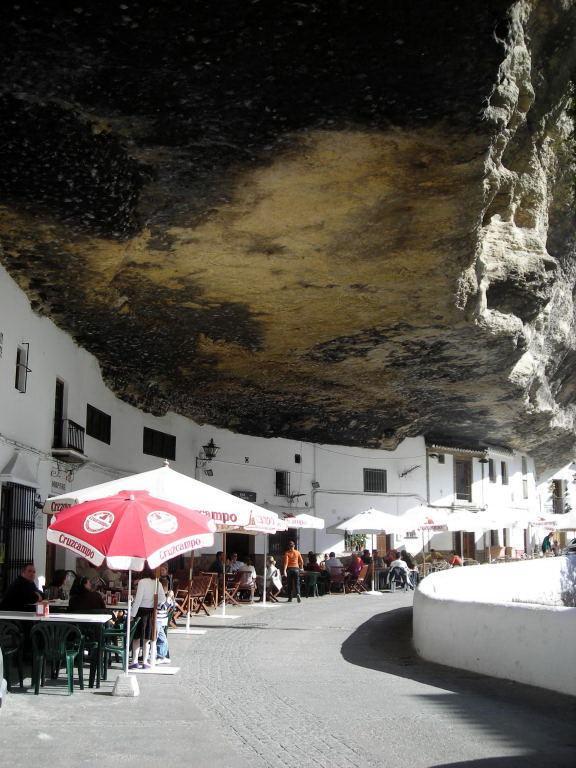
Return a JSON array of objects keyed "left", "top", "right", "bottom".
[
  {"left": 303, "top": 571, "right": 320, "bottom": 597},
  {"left": 101, "top": 616, "right": 141, "bottom": 680},
  {"left": 0, "top": 620, "right": 25, "bottom": 691},
  {"left": 30, "top": 622, "right": 84, "bottom": 695}
]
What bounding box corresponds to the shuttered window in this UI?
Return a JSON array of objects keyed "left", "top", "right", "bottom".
[
  {"left": 143, "top": 427, "right": 176, "bottom": 461},
  {"left": 86, "top": 404, "right": 111, "bottom": 444}
]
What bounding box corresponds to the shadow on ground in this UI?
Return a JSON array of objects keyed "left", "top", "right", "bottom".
[{"left": 341, "top": 607, "right": 576, "bottom": 768}]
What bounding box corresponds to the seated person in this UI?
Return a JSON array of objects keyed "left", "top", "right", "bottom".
[
  {"left": 428, "top": 548, "right": 446, "bottom": 562},
  {"left": 372, "top": 550, "right": 385, "bottom": 568},
  {"left": 305, "top": 553, "right": 322, "bottom": 572},
  {"left": 208, "top": 551, "right": 225, "bottom": 574},
  {"left": 387, "top": 555, "right": 410, "bottom": 589},
  {"left": 75, "top": 557, "right": 101, "bottom": 581},
  {"left": 400, "top": 550, "right": 419, "bottom": 587},
  {"left": 236, "top": 558, "right": 257, "bottom": 602},
  {"left": 68, "top": 576, "right": 108, "bottom": 612},
  {"left": 448, "top": 550, "right": 463, "bottom": 567},
  {"left": 46, "top": 569, "right": 68, "bottom": 600},
  {"left": 0, "top": 562, "right": 43, "bottom": 611},
  {"left": 325, "top": 552, "right": 343, "bottom": 570},
  {"left": 228, "top": 553, "right": 245, "bottom": 573},
  {"left": 346, "top": 553, "right": 364, "bottom": 579},
  {"left": 384, "top": 549, "right": 399, "bottom": 567},
  {"left": 361, "top": 549, "right": 373, "bottom": 565}
]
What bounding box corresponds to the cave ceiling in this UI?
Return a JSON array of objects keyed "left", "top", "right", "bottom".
[{"left": 1, "top": 1, "right": 576, "bottom": 471}]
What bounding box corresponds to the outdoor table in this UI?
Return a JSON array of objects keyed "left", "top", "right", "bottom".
[{"left": 0, "top": 611, "right": 111, "bottom": 688}]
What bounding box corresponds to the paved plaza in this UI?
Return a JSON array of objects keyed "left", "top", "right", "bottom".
[{"left": 1, "top": 593, "right": 575, "bottom": 768}]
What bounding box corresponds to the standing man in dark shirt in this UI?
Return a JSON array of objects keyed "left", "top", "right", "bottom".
[{"left": 0, "top": 563, "right": 43, "bottom": 611}]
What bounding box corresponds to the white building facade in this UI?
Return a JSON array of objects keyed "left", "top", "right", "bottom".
[{"left": 0, "top": 263, "right": 555, "bottom": 589}]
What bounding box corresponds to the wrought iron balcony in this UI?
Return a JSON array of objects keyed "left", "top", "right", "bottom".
[{"left": 52, "top": 419, "right": 86, "bottom": 462}]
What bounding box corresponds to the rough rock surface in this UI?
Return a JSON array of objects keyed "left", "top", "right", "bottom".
[{"left": 0, "top": 1, "right": 575, "bottom": 471}]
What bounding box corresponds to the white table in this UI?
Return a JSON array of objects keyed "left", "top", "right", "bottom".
[
  {"left": 0, "top": 611, "right": 110, "bottom": 623},
  {"left": 0, "top": 611, "right": 112, "bottom": 688}
]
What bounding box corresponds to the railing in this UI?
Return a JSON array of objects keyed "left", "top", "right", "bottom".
[{"left": 53, "top": 418, "right": 85, "bottom": 454}]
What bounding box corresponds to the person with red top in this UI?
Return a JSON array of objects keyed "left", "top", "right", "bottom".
[
  {"left": 282, "top": 540, "right": 304, "bottom": 603},
  {"left": 449, "top": 551, "right": 463, "bottom": 567}
]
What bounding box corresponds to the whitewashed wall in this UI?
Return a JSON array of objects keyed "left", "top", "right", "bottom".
[
  {"left": 0, "top": 262, "right": 547, "bottom": 583},
  {"left": 413, "top": 556, "right": 576, "bottom": 696}
]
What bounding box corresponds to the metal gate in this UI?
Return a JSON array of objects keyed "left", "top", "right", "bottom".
[{"left": 0, "top": 482, "right": 37, "bottom": 595}]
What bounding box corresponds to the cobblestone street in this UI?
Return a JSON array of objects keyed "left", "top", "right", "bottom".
[{"left": 1, "top": 593, "right": 575, "bottom": 768}]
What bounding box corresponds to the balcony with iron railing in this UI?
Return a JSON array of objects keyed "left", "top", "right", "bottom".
[{"left": 52, "top": 419, "right": 86, "bottom": 462}]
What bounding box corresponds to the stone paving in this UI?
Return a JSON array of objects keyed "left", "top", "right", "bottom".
[{"left": 1, "top": 592, "right": 576, "bottom": 768}]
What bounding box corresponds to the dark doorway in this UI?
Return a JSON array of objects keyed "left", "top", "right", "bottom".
[
  {"left": 268, "top": 528, "right": 299, "bottom": 563},
  {"left": 454, "top": 532, "right": 475, "bottom": 559},
  {"left": 0, "top": 482, "right": 37, "bottom": 595},
  {"left": 224, "top": 533, "right": 253, "bottom": 561},
  {"left": 53, "top": 378, "right": 65, "bottom": 448}
]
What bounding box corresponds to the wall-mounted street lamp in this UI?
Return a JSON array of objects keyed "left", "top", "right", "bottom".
[{"left": 195, "top": 438, "right": 220, "bottom": 476}]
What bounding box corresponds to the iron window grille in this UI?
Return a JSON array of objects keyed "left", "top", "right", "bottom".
[
  {"left": 501, "top": 461, "right": 509, "bottom": 486},
  {"left": 363, "top": 468, "right": 387, "bottom": 493},
  {"left": 275, "top": 470, "right": 290, "bottom": 497}
]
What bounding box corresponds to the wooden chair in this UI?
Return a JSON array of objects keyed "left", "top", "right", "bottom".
[
  {"left": 328, "top": 566, "right": 348, "bottom": 593},
  {"left": 189, "top": 574, "right": 214, "bottom": 616},
  {"left": 200, "top": 572, "right": 219, "bottom": 606},
  {"left": 348, "top": 565, "right": 369, "bottom": 594},
  {"left": 171, "top": 587, "right": 191, "bottom": 622}
]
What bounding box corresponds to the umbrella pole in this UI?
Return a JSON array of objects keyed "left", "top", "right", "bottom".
[
  {"left": 125, "top": 568, "right": 132, "bottom": 675},
  {"left": 185, "top": 551, "right": 194, "bottom": 632},
  {"left": 150, "top": 570, "right": 159, "bottom": 668},
  {"left": 262, "top": 534, "right": 267, "bottom": 606},
  {"left": 460, "top": 530, "right": 464, "bottom": 562},
  {"left": 221, "top": 531, "right": 227, "bottom": 617}
]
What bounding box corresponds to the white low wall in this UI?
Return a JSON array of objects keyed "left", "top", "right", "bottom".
[{"left": 413, "top": 556, "right": 576, "bottom": 696}]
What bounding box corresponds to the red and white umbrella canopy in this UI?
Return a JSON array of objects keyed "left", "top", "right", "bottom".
[{"left": 47, "top": 490, "right": 215, "bottom": 570}]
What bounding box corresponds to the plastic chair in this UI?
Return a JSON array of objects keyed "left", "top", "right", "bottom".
[
  {"left": 302, "top": 571, "right": 320, "bottom": 597},
  {"left": 30, "top": 622, "right": 84, "bottom": 695},
  {"left": 0, "top": 620, "right": 25, "bottom": 691},
  {"left": 101, "top": 616, "right": 141, "bottom": 680}
]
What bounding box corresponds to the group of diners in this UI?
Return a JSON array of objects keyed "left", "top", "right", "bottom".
[
  {"left": 0, "top": 561, "right": 175, "bottom": 670},
  {"left": 202, "top": 542, "right": 425, "bottom": 603}
]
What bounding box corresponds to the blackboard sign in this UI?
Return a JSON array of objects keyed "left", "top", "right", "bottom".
[{"left": 232, "top": 490, "right": 257, "bottom": 503}]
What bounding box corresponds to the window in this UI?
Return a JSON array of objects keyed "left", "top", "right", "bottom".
[
  {"left": 454, "top": 459, "right": 472, "bottom": 501},
  {"left": 143, "top": 427, "right": 176, "bottom": 461},
  {"left": 275, "top": 470, "right": 290, "bottom": 496},
  {"left": 437, "top": 454, "right": 445, "bottom": 464},
  {"left": 521, "top": 456, "right": 529, "bottom": 499},
  {"left": 363, "top": 468, "right": 387, "bottom": 493},
  {"left": 501, "top": 461, "right": 509, "bottom": 486},
  {"left": 86, "top": 404, "right": 111, "bottom": 444},
  {"left": 15, "top": 344, "right": 30, "bottom": 393},
  {"left": 488, "top": 459, "right": 496, "bottom": 483}
]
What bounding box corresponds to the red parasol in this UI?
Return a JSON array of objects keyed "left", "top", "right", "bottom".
[{"left": 47, "top": 489, "right": 215, "bottom": 570}]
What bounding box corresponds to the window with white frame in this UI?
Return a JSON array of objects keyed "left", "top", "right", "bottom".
[{"left": 521, "top": 456, "right": 529, "bottom": 499}]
